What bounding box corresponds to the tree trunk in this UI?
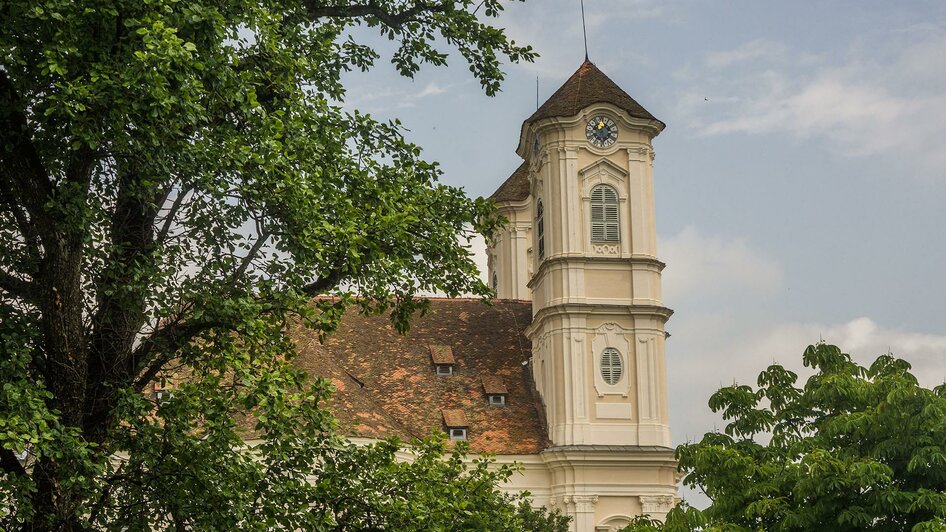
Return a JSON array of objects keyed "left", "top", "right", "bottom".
[{"left": 29, "top": 237, "right": 89, "bottom": 530}]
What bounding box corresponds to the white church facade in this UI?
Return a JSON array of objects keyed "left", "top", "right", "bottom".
[{"left": 292, "top": 61, "right": 679, "bottom": 531}]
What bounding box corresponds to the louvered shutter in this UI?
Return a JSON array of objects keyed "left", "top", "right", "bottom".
[
  {"left": 600, "top": 347, "right": 623, "bottom": 385},
  {"left": 590, "top": 185, "right": 619, "bottom": 242},
  {"left": 536, "top": 199, "right": 545, "bottom": 259}
]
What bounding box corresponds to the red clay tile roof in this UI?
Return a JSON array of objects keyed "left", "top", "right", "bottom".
[
  {"left": 490, "top": 161, "right": 530, "bottom": 203},
  {"left": 429, "top": 344, "right": 456, "bottom": 365},
  {"left": 442, "top": 408, "right": 469, "bottom": 428},
  {"left": 481, "top": 376, "right": 508, "bottom": 396},
  {"left": 290, "top": 299, "right": 548, "bottom": 455},
  {"left": 526, "top": 60, "right": 662, "bottom": 126}
]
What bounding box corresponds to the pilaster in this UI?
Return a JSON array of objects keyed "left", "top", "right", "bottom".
[{"left": 639, "top": 495, "right": 676, "bottom": 522}]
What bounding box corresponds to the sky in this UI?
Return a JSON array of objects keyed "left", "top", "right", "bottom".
[{"left": 339, "top": 0, "right": 946, "bottom": 503}]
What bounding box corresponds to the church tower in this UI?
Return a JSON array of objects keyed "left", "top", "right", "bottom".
[{"left": 488, "top": 61, "right": 677, "bottom": 529}]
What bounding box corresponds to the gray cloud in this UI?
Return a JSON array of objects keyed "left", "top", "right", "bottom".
[{"left": 675, "top": 29, "right": 946, "bottom": 173}]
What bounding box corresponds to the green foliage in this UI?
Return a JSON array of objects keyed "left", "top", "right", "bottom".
[
  {"left": 0, "top": 0, "right": 554, "bottom": 529},
  {"left": 668, "top": 343, "right": 946, "bottom": 532},
  {"left": 619, "top": 501, "right": 709, "bottom": 532},
  {"left": 315, "top": 435, "right": 570, "bottom": 531}
]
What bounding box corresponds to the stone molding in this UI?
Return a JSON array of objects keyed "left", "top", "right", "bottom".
[
  {"left": 639, "top": 495, "right": 676, "bottom": 515},
  {"left": 565, "top": 494, "right": 599, "bottom": 513}
]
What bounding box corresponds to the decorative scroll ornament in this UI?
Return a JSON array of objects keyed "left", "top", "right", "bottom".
[{"left": 593, "top": 244, "right": 619, "bottom": 255}]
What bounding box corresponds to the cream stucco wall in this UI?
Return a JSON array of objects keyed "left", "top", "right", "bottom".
[{"left": 488, "top": 199, "right": 532, "bottom": 300}]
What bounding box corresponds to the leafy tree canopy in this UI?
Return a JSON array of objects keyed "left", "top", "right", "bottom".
[
  {"left": 0, "top": 0, "right": 566, "bottom": 529},
  {"left": 624, "top": 343, "right": 946, "bottom": 532}
]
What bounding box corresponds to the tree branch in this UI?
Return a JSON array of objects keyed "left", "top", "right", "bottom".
[
  {"left": 0, "top": 268, "right": 36, "bottom": 302},
  {"left": 0, "top": 183, "right": 42, "bottom": 259},
  {"left": 0, "top": 70, "right": 54, "bottom": 242},
  {"left": 231, "top": 222, "right": 270, "bottom": 282},
  {"left": 156, "top": 185, "right": 193, "bottom": 244},
  {"left": 0, "top": 448, "right": 27, "bottom": 478},
  {"left": 130, "top": 317, "right": 227, "bottom": 391},
  {"left": 304, "top": 1, "right": 454, "bottom": 28},
  {"left": 303, "top": 268, "right": 345, "bottom": 295}
]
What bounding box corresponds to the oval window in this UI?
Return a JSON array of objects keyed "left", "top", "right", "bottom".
[{"left": 600, "top": 347, "right": 623, "bottom": 385}]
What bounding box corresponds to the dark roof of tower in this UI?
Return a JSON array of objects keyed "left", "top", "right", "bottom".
[
  {"left": 283, "top": 298, "right": 548, "bottom": 455},
  {"left": 490, "top": 161, "right": 530, "bottom": 203},
  {"left": 526, "top": 60, "right": 662, "bottom": 126}
]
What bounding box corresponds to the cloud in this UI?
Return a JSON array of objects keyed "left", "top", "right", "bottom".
[
  {"left": 702, "top": 40, "right": 793, "bottom": 70},
  {"left": 676, "top": 30, "right": 946, "bottom": 172},
  {"left": 416, "top": 82, "right": 448, "bottom": 98},
  {"left": 660, "top": 226, "right": 784, "bottom": 305},
  {"left": 669, "top": 316, "right": 946, "bottom": 445},
  {"left": 501, "top": 0, "right": 665, "bottom": 78},
  {"left": 341, "top": 79, "right": 465, "bottom": 113}
]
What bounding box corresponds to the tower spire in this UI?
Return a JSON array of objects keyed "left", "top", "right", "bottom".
[{"left": 580, "top": 0, "right": 589, "bottom": 61}]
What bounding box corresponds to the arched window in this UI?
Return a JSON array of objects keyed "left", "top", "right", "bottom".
[
  {"left": 590, "top": 185, "right": 619, "bottom": 242},
  {"left": 536, "top": 199, "right": 545, "bottom": 259},
  {"left": 600, "top": 347, "right": 623, "bottom": 385}
]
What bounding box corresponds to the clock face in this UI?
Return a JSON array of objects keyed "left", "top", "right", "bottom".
[{"left": 585, "top": 116, "right": 618, "bottom": 148}]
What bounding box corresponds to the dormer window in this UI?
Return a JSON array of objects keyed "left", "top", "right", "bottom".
[
  {"left": 590, "top": 184, "right": 619, "bottom": 242},
  {"left": 429, "top": 344, "right": 456, "bottom": 376},
  {"left": 153, "top": 384, "right": 173, "bottom": 404},
  {"left": 482, "top": 375, "right": 508, "bottom": 407},
  {"left": 442, "top": 409, "right": 469, "bottom": 441}
]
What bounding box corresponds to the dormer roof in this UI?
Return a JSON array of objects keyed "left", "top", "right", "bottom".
[
  {"left": 442, "top": 408, "right": 469, "bottom": 428},
  {"left": 429, "top": 344, "right": 456, "bottom": 365},
  {"left": 482, "top": 375, "right": 508, "bottom": 396},
  {"left": 526, "top": 60, "right": 663, "bottom": 127}
]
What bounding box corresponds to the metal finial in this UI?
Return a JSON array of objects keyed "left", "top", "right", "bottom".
[{"left": 580, "top": 0, "right": 589, "bottom": 61}]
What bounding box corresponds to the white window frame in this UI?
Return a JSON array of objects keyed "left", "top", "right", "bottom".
[
  {"left": 590, "top": 184, "right": 620, "bottom": 242},
  {"left": 155, "top": 388, "right": 173, "bottom": 403},
  {"left": 436, "top": 364, "right": 454, "bottom": 376},
  {"left": 488, "top": 394, "right": 506, "bottom": 406},
  {"left": 449, "top": 428, "right": 467, "bottom": 441}
]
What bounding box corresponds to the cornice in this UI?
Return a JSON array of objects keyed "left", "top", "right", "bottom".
[
  {"left": 528, "top": 255, "right": 666, "bottom": 288},
  {"left": 545, "top": 444, "right": 674, "bottom": 453},
  {"left": 516, "top": 102, "right": 664, "bottom": 159},
  {"left": 540, "top": 444, "right": 676, "bottom": 465},
  {"left": 530, "top": 302, "right": 673, "bottom": 323},
  {"left": 578, "top": 157, "right": 628, "bottom": 179},
  {"left": 493, "top": 197, "right": 531, "bottom": 212}
]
